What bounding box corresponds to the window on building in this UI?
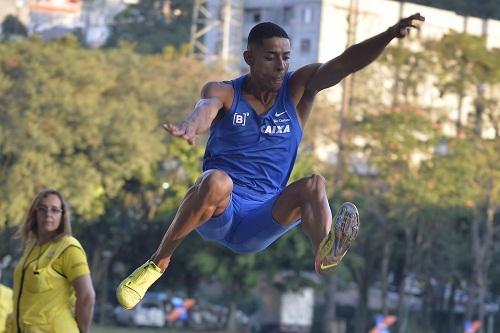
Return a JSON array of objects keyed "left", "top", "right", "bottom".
[
  {"left": 300, "top": 38, "right": 311, "bottom": 53},
  {"left": 245, "top": 8, "right": 261, "bottom": 23},
  {"left": 302, "top": 7, "right": 312, "bottom": 24},
  {"left": 283, "top": 6, "right": 294, "bottom": 25}
]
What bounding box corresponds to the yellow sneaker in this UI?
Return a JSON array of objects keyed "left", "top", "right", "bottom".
[
  {"left": 116, "top": 260, "right": 162, "bottom": 309},
  {"left": 315, "top": 202, "right": 360, "bottom": 275}
]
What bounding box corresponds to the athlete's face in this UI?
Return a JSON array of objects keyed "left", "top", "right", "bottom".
[{"left": 245, "top": 37, "right": 291, "bottom": 92}]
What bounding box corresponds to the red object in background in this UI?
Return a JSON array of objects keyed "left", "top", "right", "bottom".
[
  {"left": 464, "top": 320, "right": 482, "bottom": 333},
  {"left": 368, "top": 315, "right": 397, "bottom": 333},
  {"left": 29, "top": 0, "right": 81, "bottom": 14}
]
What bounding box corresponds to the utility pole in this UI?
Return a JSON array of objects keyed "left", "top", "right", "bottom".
[
  {"left": 324, "top": 3, "right": 359, "bottom": 332},
  {"left": 190, "top": 0, "right": 242, "bottom": 70},
  {"left": 335, "top": 0, "right": 359, "bottom": 192},
  {"left": 221, "top": 0, "right": 232, "bottom": 63},
  {"left": 190, "top": 0, "right": 220, "bottom": 62},
  {"left": 392, "top": 1, "right": 404, "bottom": 108}
]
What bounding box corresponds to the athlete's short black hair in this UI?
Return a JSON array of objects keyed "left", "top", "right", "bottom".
[{"left": 247, "top": 22, "right": 289, "bottom": 47}]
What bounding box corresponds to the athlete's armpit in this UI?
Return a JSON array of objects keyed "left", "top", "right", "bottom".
[{"left": 289, "top": 64, "right": 322, "bottom": 126}]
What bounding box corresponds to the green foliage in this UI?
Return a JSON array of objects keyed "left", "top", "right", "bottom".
[
  {"left": 356, "top": 106, "right": 438, "bottom": 183},
  {"left": 347, "top": 104, "right": 477, "bottom": 316},
  {"left": 0, "top": 38, "right": 222, "bottom": 227},
  {"left": 289, "top": 148, "right": 323, "bottom": 183},
  {"left": 0, "top": 38, "right": 160, "bottom": 222},
  {"left": 380, "top": 46, "right": 430, "bottom": 105},
  {"left": 190, "top": 244, "right": 260, "bottom": 303},
  {"left": 428, "top": 33, "right": 500, "bottom": 96},
  {"left": 159, "top": 138, "right": 205, "bottom": 213}
]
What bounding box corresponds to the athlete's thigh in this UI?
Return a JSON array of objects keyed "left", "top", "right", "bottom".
[
  {"left": 196, "top": 192, "right": 235, "bottom": 242},
  {"left": 272, "top": 175, "right": 324, "bottom": 226},
  {"left": 194, "top": 169, "right": 233, "bottom": 215},
  {"left": 224, "top": 193, "right": 300, "bottom": 254}
]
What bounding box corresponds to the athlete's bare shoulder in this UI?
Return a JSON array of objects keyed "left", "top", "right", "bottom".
[
  {"left": 290, "top": 64, "right": 322, "bottom": 91},
  {"left": 289, "top": 64, "right": 322, "bottom": 104},
  {"left": 201, "top": 81, "right": 234, "bottom": 111}
]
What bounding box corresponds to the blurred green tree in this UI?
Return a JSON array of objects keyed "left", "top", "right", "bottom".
[
  {"left": 349, "top": 106, "right": 439, "bottom": 332},
  {"left": 0, "top": 38, "right": 161, "bottom": 226},
  {"left": 0, "top": 37, "right": 223, "bottom": 227},
  {"left": 427, "top": 33, "right": 500, "bottom": 137}
]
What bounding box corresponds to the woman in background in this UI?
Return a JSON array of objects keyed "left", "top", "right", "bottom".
[{"left": 8, "top": 189, "right": 95, "bottom": 333}]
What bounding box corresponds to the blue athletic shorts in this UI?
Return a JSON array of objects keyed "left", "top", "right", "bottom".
[{"left": 195, "top": 187, "right": 301, "bottom": 254}]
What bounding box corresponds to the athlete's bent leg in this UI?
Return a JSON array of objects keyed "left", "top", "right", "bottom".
[
  {"left": 272, "top": 174, "right": 359, "bottom": 275},
  {"left": 116, "top": 169, "right": 232, "bottom": 309},
  {"left": 152, "top": 169, "right": 233, "bottom": 270},
  {"left": 273, "top": 174, "right": 332, "bottom": 252}
]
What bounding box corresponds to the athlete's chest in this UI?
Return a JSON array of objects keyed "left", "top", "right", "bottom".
[
  {"left": 242, "top": 93, "right": 277, "bottom": 115},
  {"left": 230, "top": 102, "right": 294, "bottom": 137}
]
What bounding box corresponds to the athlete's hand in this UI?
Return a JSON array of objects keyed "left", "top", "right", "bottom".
[
  {"left": 390, "top": 13, "right": 425, "bottom": 38},
  {"left": 162, "top": 121, "right": 199, "bottom": 145},
  {"left": 163, "top": 98, "right": 223, "bottom": 145}
]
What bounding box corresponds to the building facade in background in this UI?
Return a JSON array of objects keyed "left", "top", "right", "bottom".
[
  {"left": 3, "top": 0, "right": 499, "bottom": 68},
  {"left": 0, "top": 0, "right": 126, "bottom": 45},
  {"left": 203, "top": 0, "right": 500, "bottom": 70}
]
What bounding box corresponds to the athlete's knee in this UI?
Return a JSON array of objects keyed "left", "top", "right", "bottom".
[
  {"left": 199, "top": 169, "right": 233, "bottom": 201},
  {"left": 303, "top": 174, "right": 327, "bottom": 200}
]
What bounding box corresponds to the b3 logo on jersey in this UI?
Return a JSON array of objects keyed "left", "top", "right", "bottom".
[{"left": 233, "top": 112, "right": 249, "bottom": 126}]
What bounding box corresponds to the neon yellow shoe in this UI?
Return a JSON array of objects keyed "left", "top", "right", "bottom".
[
  {"left": 315, "top": 202, "right": 360, "bottom": 275},
  {"left": 116, "top": 260, "right": 162, "bottom": 309}
]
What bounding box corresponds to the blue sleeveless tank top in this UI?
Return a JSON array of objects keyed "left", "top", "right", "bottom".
[{"left": 203, "top": 72, "right": 303, "bottom": 199}]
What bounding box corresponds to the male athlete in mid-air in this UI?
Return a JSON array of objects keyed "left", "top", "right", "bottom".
[{"left": 117, "top": 13, "right": 425, "bottom": 309}]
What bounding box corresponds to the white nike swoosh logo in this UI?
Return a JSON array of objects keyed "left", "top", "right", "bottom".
[{"left": 275, "top": 111, "right": 286, "bottom": 117}]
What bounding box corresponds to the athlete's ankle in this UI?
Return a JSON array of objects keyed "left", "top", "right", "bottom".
[{"left": 149, "top": 256, "right": 170, "bottom": 273}]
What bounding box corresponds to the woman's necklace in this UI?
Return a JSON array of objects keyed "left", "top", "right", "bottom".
[{"left": 26, "top": 241, "right": 48, "bottom": 274}]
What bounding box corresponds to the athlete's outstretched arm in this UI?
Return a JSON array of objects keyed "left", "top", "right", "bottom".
[
  {"left": 163, "top": 98, "right": 222, "bottom": 145},
  {"left": 296, "top": 13, "right": 424, "bottom": 94},
  {"left": 163, "top": 81, "right": 232, "bottom": 145}
]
